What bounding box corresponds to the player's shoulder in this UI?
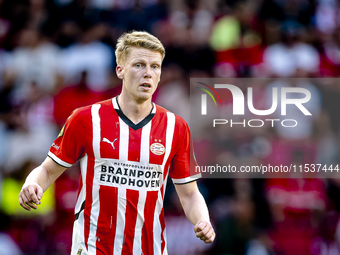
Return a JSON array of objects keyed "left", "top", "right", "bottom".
[
  {"left": 154, "top": 104, "right": 170, "bottom": 115},
  {"left": 70, "top": 99, "right": 113, "bottom": 119},
  {"left": 155, "top": 104, "right": 189, "bottom": 128}
]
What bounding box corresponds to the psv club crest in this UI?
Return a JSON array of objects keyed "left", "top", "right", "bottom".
[{"left": 150, "top": 143, "right": 165, "bottom": 155}]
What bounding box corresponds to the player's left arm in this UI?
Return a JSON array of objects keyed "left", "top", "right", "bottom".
[{"left": 175, "top": 181, "right": 215, "bottom": 243}]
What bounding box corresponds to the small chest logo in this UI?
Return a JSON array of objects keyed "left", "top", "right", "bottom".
[
  {"left": 102, "top": 137, "right": 117, "bottom": 149},
  {"left": 150, "top": 143, "right": 165, "bottom": 155}
]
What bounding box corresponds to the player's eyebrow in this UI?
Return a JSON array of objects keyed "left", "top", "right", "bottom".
[
  {"left": 131, "top": 58, "right": 142, "bottom": 62},
  {"left": 132, "top": 58, "right": 161, "bottom": 66},
  {"left": 151, "top": 60, "right": 161, "bottom": 66}
]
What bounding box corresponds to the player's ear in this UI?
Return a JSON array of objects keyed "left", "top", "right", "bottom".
[{"left": 116, "top": 65, "right": 124, "bottom": 80}]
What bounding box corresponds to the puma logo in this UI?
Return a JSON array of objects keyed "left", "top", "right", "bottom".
[{"left": 102, "top": 137, "right": 117, "bottom": 149}]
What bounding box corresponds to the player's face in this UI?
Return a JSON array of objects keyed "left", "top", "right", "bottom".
[{"left": 117, "top": 47, "right": 162, "bottom": 103}]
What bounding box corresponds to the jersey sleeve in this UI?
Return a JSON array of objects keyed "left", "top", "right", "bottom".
[
  {"left": 48, "top": 108, "right": 86, "bottom": 168},
  {"left": 169, "top": 116, "right": 201, "bottom": 184}
]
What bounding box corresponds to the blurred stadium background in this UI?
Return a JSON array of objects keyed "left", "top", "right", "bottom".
[{"left": 0, "top": 0, "right": 340, "bottom": 254}]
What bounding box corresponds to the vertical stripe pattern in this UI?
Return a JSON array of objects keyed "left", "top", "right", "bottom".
[
  {"left": 140, "top": 121, "right": 151, "bottom": 164},
  {"left": 121, "top": 189, "right": 139, "bottom": 255},
  {"left": 118, "top": 118, "right": 129, "bottom": 162},
  {"left": 88, "top": 104, "right": 101, "bottom": 253},
  {"left": 114, "top": 187, "right": 127, "bottom": 255},
  {"left": 71, "top": 155, "right": 87, "bottom": 254},
  {"left": 132, "top": 120, "right": 151, "bottom": 254},
  {"left": 78, "top": 155, "right": 87, "bottom": 249},
  {"left": 113, "top": 117, "right": 129, "bottom": 255},
  {"left": 68, "top": 99, "right": 195, "bottom": 255},
  {"left": 100, "top": 104, "right": 120, "bottom": 159},
  {"left": 95, "top": 186, "right": 118, "bottom": 254},
  {"left": 128, "top": 127, "right": 142, "bottom": 162},
  {"left": 142, "top": 191, "right": 158, "bottom": 255},
  {"left": 162, "top": 113, "right": 176, "bottom": 181},
  {"left": 132, "top": 191, "right": 146, "bottom": 254},
  {"left": 149, "top": 115, "right": 167, "bottom": 165}
]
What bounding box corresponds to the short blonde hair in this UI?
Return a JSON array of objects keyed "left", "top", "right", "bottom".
[{"left": 115, "top": 31, "right": 165, "bottom": 65}]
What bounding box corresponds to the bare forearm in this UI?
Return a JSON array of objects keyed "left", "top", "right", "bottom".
[
  {"left": 19, "top": 157, "right": 66, "bottom": 211},
  {"left": 26, "top": 157, "right": 65, "bottom": 191},
  {"left": 175, "top": 182, "right": 215, "bottom": 243},
  {"left": 180, "top": 190, "right": 210, "bottom": 225},
  {"left": 25, "top": 164, "right": 54, "bottom": 192}
]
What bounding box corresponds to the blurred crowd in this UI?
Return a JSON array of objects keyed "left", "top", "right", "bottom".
[{"left": 0, "top": 0, "right": 340, "bottom": 254}]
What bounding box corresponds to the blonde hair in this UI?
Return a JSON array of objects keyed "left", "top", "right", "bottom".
[{"left": 115, "top": 31, "right": 165, "bottom": 65}]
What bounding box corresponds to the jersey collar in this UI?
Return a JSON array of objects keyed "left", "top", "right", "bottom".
[{"left": 112, "top": 96, "right": 156, "bottom": 130}]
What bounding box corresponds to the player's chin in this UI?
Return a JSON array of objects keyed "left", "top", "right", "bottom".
[{"left": 137, "top": 91, "right": 153, "bottom": 101}]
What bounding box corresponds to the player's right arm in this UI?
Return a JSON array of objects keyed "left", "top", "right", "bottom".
[
  {"left": 19, "top": 107, "right": 87, "bottom": 211},
  {"left": 19, "top": 156, "right": 67, "bottom": 211}
]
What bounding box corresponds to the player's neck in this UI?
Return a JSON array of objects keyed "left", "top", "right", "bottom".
[{"left": 117, "top": 94, "right": 153, "bottom": 125}]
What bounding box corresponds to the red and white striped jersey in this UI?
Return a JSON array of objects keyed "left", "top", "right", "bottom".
[{"left": 48, "top": 97, "right": 201, "bottom": 255}]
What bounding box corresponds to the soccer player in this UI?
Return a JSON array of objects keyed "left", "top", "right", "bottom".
[{"left": 19, "top": 31, "right": 215, "bottom": 254}]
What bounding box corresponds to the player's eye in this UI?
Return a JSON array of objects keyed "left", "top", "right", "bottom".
[
  {"left": 152, "top": 65, "right": 159, "bottom": 69},
  {"left": 136, "top": 63, "right": 141, "bottom": 67}
]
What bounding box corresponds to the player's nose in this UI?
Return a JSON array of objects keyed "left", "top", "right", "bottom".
[{"left": 143, "top": 66, "right": 152, "bottom": 79}]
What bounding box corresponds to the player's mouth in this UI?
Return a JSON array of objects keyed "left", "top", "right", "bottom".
[{"left": 140, "top": 83, "right": 152, "bottom": 90}]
